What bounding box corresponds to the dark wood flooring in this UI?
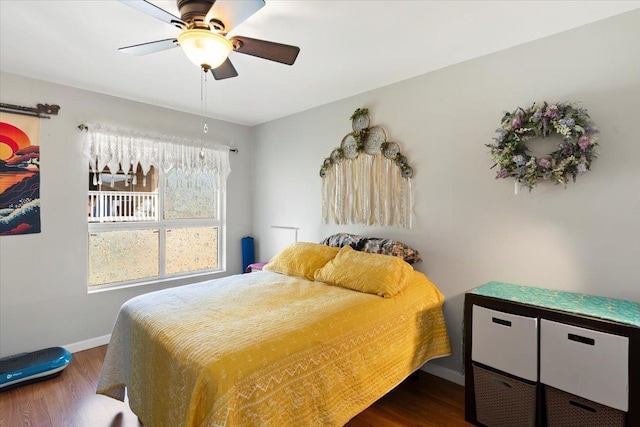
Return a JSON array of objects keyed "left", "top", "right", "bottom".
[{"left": 0, "top": 345, "right": 471, "bottom": 427}]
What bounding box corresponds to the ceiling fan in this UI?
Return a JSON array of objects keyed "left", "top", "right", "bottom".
[{"left": 118, "top": 0, "right": 300, "bottom": 80}]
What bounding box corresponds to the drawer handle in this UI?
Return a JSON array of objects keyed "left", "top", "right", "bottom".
[
  {"left": 568, "top": 333, "right": 595, "bottom": 346},
  {"left": 490, "top": 377, "right": 512, "bottom": 388},
  {"left": 492, "top": 317, "right": 512, "bottom": 327},
  {"left": 569, "top": 400, "right": 597, "bottom": 413}
]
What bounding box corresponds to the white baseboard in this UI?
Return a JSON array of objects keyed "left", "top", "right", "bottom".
[
  {"left": 420, "top": 362, "right": 465, "bottom": 386},
  {"left": 64, "top": 334, "right": 111, "bottom": 354}
]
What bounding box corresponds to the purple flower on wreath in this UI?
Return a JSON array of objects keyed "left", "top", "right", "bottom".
[
  {"left": 541, "top": 117, "right": 549, "bottom": 130},
  {"left": 495, "top": 128, "right": 507, "bottom": 142},
  {"left": 511, "top": 116, "right": 522, "bottom": 129},
  {"left": 545, "top": 105, "right": 559, "bottom": 118},
  {"left": 577, "top": 163, "right": 588, "bottom": 174},
  {"left": 496, "top": 169, "right": 509, "bottom": 179},
  {"left": 560, "top": 118, "right": 575, "bottom": 127},
  {"left": 537, "top": 157, "right": 552, "bottom": 169},
  {"left": 578, "top": 135, "right": 590, "bottom": 150}
]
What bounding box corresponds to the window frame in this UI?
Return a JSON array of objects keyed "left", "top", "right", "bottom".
[{"left": 87, "top": 165, "right": 226, "bottom": 293}]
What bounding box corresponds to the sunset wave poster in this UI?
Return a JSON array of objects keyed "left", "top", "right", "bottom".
[{"left": 0, "top": 112, "right": 41, "bottom": 235}]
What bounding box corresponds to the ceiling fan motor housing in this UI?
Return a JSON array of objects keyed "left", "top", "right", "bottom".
[{"left": 177, "top": 0, "right": 215, "bottom": 29}]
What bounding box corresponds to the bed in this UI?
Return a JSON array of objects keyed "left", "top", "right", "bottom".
[{"left": 97, "top": 241, "right": 451, "bottom": 427}]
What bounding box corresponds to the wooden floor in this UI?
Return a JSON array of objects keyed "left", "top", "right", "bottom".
[{"left": 0, "top": 345, "right": 471, "bottom": 427}]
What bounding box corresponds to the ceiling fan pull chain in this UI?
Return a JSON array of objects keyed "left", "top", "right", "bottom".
[{"left": 201, "top": 67, "right": 209, "bottom": 134}]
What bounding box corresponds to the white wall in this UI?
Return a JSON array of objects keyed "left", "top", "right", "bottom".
[
  {"left": 1, "top": 9, "right": 638, "bottom": 386},
  {"left": 251, "top": 10, "right": 640, "bottom": 380},
  {"left": 0, "top": 73, "right": 254, "bottom": 357}
]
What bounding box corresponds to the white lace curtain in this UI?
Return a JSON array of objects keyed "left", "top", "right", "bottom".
[{"left": 83, "top": 124, "right": 231, "bottom": 189}]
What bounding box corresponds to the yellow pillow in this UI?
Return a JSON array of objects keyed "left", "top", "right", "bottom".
[
  {"left": 314, "top": 245, "right": 413, "bottom": 297},
  {"left": 264, "top": 242, "right": 340, "bottom": 281}
]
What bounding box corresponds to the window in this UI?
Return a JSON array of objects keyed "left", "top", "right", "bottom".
[
  {"left": 88, "top": 165, "right": 158, "bottom": 222},
  {"left": 84, "top": 125, "right": 230, "bottom": 291}
]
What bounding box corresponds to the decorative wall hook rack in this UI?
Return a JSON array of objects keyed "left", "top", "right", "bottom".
[{"left": 0, "top": 102, "right": 60, "bottom": 119}]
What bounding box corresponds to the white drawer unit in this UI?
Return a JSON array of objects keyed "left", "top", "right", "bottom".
[
  {"left": 471, "top": 305, "right": 538, "bottom": 381},
  {"left": 540, "top": 319, "right": 629, "bottom": 412},
  {"left": 464, "top": 281, "right": 640, "bottom": 427}
]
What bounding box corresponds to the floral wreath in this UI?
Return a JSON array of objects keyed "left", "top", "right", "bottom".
[{"left": 488, "top": 102, "right": 599, "bottom": 190}]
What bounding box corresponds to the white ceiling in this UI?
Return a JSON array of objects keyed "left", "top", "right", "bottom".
[{"left": 1, "top": 1, "right": 638, "bottom": 126}]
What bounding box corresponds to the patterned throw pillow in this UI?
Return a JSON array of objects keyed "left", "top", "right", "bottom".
[
  {"left": 319, "top": 233, "right": 422, "bottom": 265},
  {"left": 320, "top": 233, "right": 367, "bottom": 250}
]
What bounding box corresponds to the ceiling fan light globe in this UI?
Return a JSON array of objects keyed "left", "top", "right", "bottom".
[{"left": 177, "top": 29, "right": 232, "bottom": 69}]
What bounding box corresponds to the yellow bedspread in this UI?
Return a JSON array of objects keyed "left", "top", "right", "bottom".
[{"left": 97, "top": 270, "right": 451, "bottom": 427}]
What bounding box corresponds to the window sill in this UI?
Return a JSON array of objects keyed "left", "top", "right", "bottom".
[{"left": 87, "top": 269, "right": 227, "bottom": 294}]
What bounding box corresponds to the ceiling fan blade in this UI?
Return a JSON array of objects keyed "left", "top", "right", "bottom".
[
  {"left": 118, "top": 39, "right": 178, "bottom": 56},
  {"left": 211, "top": 58, "right": 239, "bottom": 80},
  {"left": 230, "top": 36, "right": 300, "bottom": 65},
  {"left": 205, "top": 0, "right": 265, "bottom": 33},
  {"left": 118, "top": 0, "right": 186, "bottom": 29}
]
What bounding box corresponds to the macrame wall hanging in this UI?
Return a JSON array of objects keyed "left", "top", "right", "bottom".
[{"left": 320, "top": 108, "right": 414, "bottom": 228}]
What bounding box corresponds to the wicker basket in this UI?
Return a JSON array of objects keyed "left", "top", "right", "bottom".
[
  {"left": 473, "top": 364, "right": 537, "bottom": 427},
  {"left": 545, "top": 385, "right": 626, "bottom": 427}
]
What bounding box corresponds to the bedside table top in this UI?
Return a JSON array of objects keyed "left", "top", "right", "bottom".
[{"left": 469, "top": 281, "right": 640, "bottom": 328}]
